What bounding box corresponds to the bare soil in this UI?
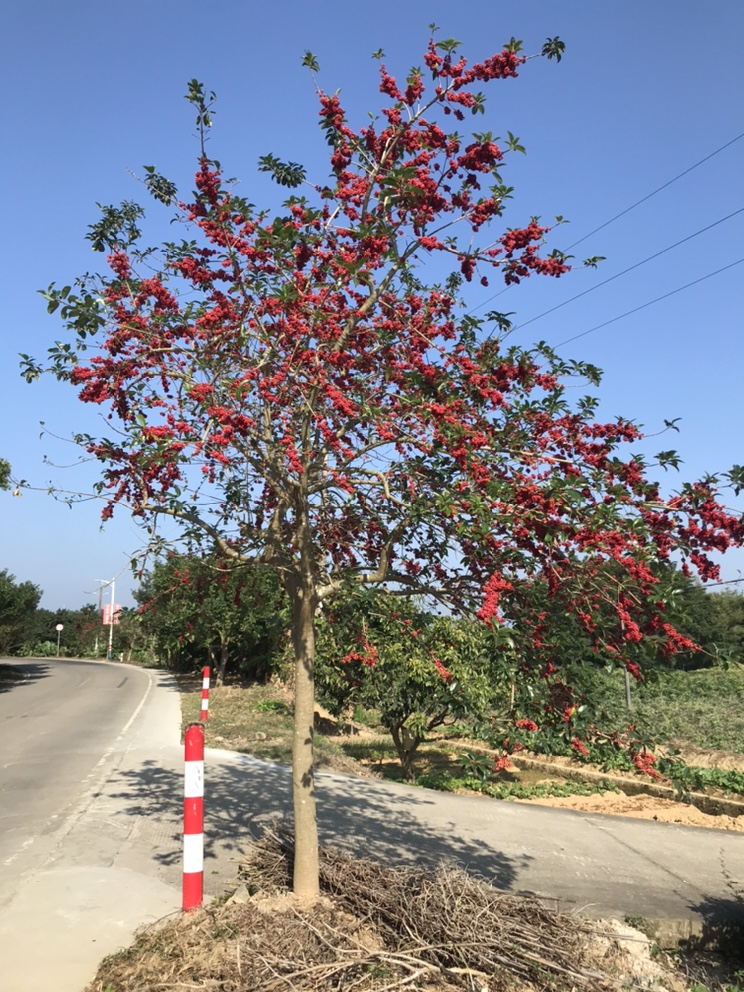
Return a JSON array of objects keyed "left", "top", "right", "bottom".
[{"left": 513, "top": 790, "right": 744, "bottom": 830}]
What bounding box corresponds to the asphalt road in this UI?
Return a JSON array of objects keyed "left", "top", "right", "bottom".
[
  {"left": 1, "top": 658, "right": 743, "bottom": 991},
  {"left": 1, "top": 659, "right": 161, "bottom": 891},
  {"left": 0, "top": 658, "right": 183, "bottom": 992}
]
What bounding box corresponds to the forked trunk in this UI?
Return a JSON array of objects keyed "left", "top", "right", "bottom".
[
  {"left": 289, "top": 581, "right": 320, "bottom": 904},
  {"left": 390, "top": 723, "right": 422, "bottom": 782}
]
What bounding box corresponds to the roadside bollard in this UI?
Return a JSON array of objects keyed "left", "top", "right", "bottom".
[
  {"left": 183, "top": 722, "right": 204, "bottom": 911},
  {"left": 200, "top": 666, "right": 210, "bottom": 722}
]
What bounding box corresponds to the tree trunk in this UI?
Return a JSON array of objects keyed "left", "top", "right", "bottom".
[
  {"left": 289, "top": 579, "right": 320, "bottom": 904},
  {"left": 216, "top": 635, "right": 229, "bottom": 686},
  {"left": 390, "top": 723, "right": 421, "bottom": 782}
]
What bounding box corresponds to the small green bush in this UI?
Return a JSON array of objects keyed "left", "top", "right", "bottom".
[{"left": 254, "top": 699, "right": 290, "bottom": 714}]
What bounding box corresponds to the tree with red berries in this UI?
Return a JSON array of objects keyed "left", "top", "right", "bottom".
[
  {"left": 25, "top": 34, "right": 743, "bottom": 902},
  {"left": 135, "top": 552, "right": 285, "bottom": 682}
]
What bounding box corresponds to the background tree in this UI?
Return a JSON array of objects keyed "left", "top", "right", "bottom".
[
  {"left": 20, "top": 603, "right": 111, "bottom": 658},
  {"left": 316, "top": 591, "right": 510, "bottom": 780},
  {"left": 136, "top": 554, "right": 286, "bottom": 683},
  {"left": 0, "top": 459, "right": 11, "bottom": 491},
  {"left": 0, "top": 570, "right": 42, "bottom": 655},
  {"left": 27, "top": 36, "right": 743, "bottom": 901},
  {"left": 659, "top": 575, "right": 721, "bottom": 670},
  {"left": 635, "top": 575, "right": 744, "bottom": 670},
  {"left": 709, "top": 588, "right": 744, "bottom": 664},
  {"left": 112, "top": 607, "right": 147, "bottom": 663}
]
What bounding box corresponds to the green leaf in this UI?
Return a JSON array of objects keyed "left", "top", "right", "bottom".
[
  {"left": 185, "top": 79, "right": 216, "bottom": 128},
  {"left": 542, "top": 37, "right": 566, "bottom": 62},
  {"left": 724, "top": 464, "right": 744, "bottom": 495},
  {"left": 506, "top": 131, "right": 526, "bottom": 154},
  {"left": 301, "top": 51, "right": 320, "bottom": 72},
  {"left": 19, "top": 354, "right": 43, "bottom": 383},
  {"left": 484, "top": 310, "right": 515, "bottom": 335},
  {"left": 436, "top": 38, "right": 462, "bottom": 54},
  {"left": 257, "top": 153, "right": 307, "bottom": 188},
  {"left": 86, "top": 201, "right": 144, "bottom": 252},
  {"left": 143, "top": 167, "right": 177, "bottom": 205},
  {"left": 655, "top": 450, "right": 682, "bottom": 471}
]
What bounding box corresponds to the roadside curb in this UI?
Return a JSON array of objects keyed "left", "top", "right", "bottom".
[
  {"left": 642, "top": 915, "right": 744, "bottom": 954},
  {"left": 444, "top": 738, "right": 744, "bottom": 819},
  {"left": 508, "top": 753, "right": 744, "bottom": 819}
]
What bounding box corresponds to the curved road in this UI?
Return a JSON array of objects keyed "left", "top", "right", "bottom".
[
  {"left": 0, "top": 659, "right": 183, "bottom": 992},
  {"left": 1, "top": 659, "right": 743, "bottom": 991},
  {"left": 1, "top": 659, "right": 165, "bottom": 880}
]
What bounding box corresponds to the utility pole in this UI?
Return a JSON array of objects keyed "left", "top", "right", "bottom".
[
  {"left": 94, "top": 582, "right": 104, "bottom": 657},
  {"left": 107, "top": 577, "right": 115, "bottom": 660},
  {"left": 96, "top": 578, "right": 116, "bottom": 660}
]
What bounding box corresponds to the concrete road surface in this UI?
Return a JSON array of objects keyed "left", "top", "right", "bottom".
[
  {"left": 0, "top": 659, "right": 183, "bottom": 991},
  {"left": 1, "top": 659, "right": 743, "bottom": 991}
]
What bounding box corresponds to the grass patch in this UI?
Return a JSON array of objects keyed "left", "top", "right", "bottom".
[
  {"left": 176, "top": 672, "right": 744, "bottom": 805},
  {"left": 180, "top": 680, "right": 294, "bottom": 763},
  {"left": 581, "top": 667, "right": 744, "bottom": 754},
  {"left": 179, "top": 679, "right": 365, "bottom": 775},
  {"left": 480, "top": 778, "right": 619, "bottom": 801}
]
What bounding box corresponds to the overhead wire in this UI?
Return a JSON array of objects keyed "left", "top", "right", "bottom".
[
  {"left": 563, "top": 130, "right": 744, "bottom": 251},
  {"left": 511, "top": 206, "right": 744, "bottom": 334},
  {"left": 467, "top": 129, "right": 744, "bottom": 317},
  {"left": 554, "top": 257, "right": 744, "bottom": 349}
]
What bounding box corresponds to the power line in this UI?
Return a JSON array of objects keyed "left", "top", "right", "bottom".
[
  {"left": 513, "top": 207, "right": 744, "bottom": 334},
  {"left": 565, "top": 130, "right": 744, "bottom": 251},
  {"left": 468, "top": 129, "right": 744, "bottom": 317},
  {"left": 554, "top": 257, "right": 744, "bottom": 349}
]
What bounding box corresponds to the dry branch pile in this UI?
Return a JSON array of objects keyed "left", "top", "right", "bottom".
[
  {"left": 241, "top": 828, "right": 611, "bottom": 990},
  {"left": 87, "top": 828, "right": 686, "bottom": 992}
]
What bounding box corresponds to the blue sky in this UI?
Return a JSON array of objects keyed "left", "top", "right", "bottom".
[{"left": 1, "top": 0, "right": 742, "bottom": 609}]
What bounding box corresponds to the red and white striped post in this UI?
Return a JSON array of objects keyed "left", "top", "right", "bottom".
[
  {"left": 200, "top": 666, "right": 210, "bottom": 722},
  {"left": 183, "top": 722, "right": 204, "bottom": 912}
]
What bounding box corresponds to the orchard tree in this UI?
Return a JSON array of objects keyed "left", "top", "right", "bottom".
[
  {"left": 316, "top": 591, "right": 508, "bottom": 780},
  {"left": 24, "top": 34, "right": 743, "bottom": 901},
  {"left": 136, "top": 553, "right": 286, "bottom": 681}
]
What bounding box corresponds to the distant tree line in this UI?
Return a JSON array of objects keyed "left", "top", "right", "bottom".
[
  {"left": 0, "top": 569, "right": 142, "bottom": 660},
  {"left": 1, "top": 561, "right": 743, "bottom": 682}
]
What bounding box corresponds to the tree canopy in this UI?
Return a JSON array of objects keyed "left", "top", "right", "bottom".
[
  {"left": 26, "top": 34, "right": 743, "bottom": 900},
  {"left": 0, "top": 569, "right": 42, "bottom": 656},
  {"left": 135, "top": 553, "right": 286, "bottom": 682}
]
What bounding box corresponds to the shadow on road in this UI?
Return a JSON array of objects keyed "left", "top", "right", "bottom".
[
  {"left": 686, "top": 893, "right": 744, "bottom": 959},
  {"left": 108, "top": 753, "right": 527, "bottom": 892},
  {"left": 0, "top": 660, "right": 52, "bottom": 693}
]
